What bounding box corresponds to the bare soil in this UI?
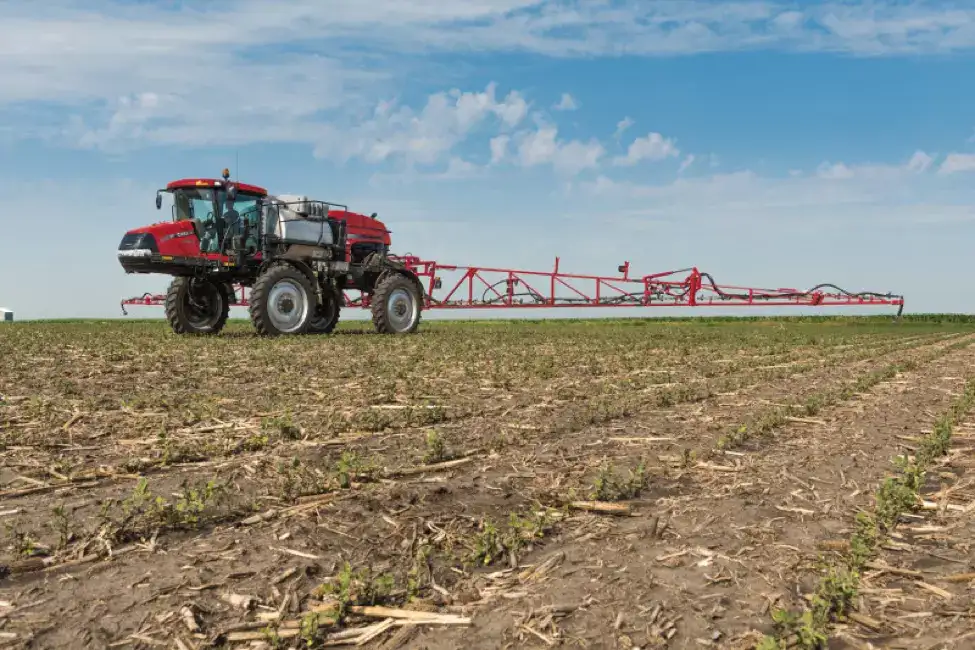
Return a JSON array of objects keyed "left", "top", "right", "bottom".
[{"left": 1, "top": 317, "right": 973, "bottom": 650}]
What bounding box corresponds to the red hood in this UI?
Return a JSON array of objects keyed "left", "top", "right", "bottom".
[
  {"left": 126, "top": 220, "right": 194, "bottom": 237},
  {"left": 126, "top": 219, "right": 201, "bottom": 259}
]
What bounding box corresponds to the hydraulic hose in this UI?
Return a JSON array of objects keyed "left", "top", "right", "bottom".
[{"left": 697, "top": 272, "right": 903, "bottom": 303}]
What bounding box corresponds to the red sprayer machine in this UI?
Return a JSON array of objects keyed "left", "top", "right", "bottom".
[{"left": 117, "top": 170, "right": 904, "bottom": 336}]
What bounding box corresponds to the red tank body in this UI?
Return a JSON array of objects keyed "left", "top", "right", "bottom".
[{"left": 328, "top": 209, "right": 392, "bottom": 261}]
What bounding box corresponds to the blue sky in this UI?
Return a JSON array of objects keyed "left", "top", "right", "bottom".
[{"left": 2, "top": 0, "right": 975, "bottom": 320}]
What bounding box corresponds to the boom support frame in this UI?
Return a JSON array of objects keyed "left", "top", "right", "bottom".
[{"left": 121, "top": 256, "right": 905, "bottom": 317}]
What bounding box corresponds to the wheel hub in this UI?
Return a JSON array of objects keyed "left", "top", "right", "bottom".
[
  {"left": 386, "top": 287, "right": 417, "bottom": 332},
  {"left": 267, "top": 279, "right": 308, "bottom": 333}
]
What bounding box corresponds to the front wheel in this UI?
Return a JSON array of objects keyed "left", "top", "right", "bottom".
[
  {"left": 371, "top": 273, "right": 422, "bottom": 334},
  {"left": 249, "top": 263, "right": 316, "bottom": 336},
  {"left": 164, "top": 276, "right": 230, "bottom": 335}
]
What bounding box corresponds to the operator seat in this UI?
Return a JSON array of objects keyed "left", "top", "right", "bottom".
[{"left": 221, "top": 207, "right": 240, "bottom": 253}]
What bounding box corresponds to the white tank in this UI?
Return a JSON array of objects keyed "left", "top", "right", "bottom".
[
  {"left": 275, "top": 194, "right": 328, "bottom": 217},
  {"left": 263, "top": 194, "right": 334, "bottom": 247}
]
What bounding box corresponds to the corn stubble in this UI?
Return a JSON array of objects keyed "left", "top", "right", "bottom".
[{"left": 1, "top": 315, "right": 973, "bottom": 648}]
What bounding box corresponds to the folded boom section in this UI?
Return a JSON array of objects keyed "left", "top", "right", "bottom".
[{"left": 121, "top": 256, "right": 905, "bottom": 316}]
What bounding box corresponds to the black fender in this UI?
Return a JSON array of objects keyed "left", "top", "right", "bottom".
[
  {"left": 260, "top": 257, "right": 316, "bottom": 283},
  {"left": 376, "top": 265, "right": 425, "bottom": 305},
  {"left": 258, "top": 258, "right": 324, "bottom": 306}
]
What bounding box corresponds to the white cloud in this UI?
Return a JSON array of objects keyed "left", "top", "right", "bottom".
[
  {"left": 307, "top": 84, "right": 593, "bottom": 175},
  {"left": 490, "top": 135, "right": 510, "bottom": 164},
  {"left": 438, "top": 157, "right": 481, "bottom": 179},
  {"left": 614, "top": 132, "right": 680, "bottom": 166},
  {"left": 907, "top": 150, "right": 935, "bottom": 173},
  {"left": 816, "top": 161, "right": 856, "bottom": 179},
  {"left": 678, "top": 154, "right": 696, "bottom": 174},
  {"left": 331, "top": 1, "right": 975, "bottom": 58},
  {"left": 492, "top": 90, "right": 530, "bottom": 127},
  {"left": 555, "top": 140, "right": 605, "bottom": 175},
  {"left": 812, "top": 151, "right": 937, "bottom": 181},
  {"left": 938, "top": 153, "right": 975, "bottom": 174},
  {"left": 577, "top": 162, "right": 975, "bottom": 229},
  {"left": 2, "top": 0, "right": 975, "bottom": 154},
  {"left": 614, "top": 117, "right": 635, "bottom": 140},
  {"left": 76, "top": 92, "right": 168, "bottom": 150},
  {"left": 553, "top": 93, "right": 578, "bottom": 111},
  {"left": 518, "top": 127, "right": 559, "bottom": 166},
  {"left": 310, "top": 82, "right": 528, "bottom": 167},
  {"left": 771, "top": 10, "right": 804, "bottom": 32},
  {"left": 515, "top": 126, "right": 604, "bottom": 175}
]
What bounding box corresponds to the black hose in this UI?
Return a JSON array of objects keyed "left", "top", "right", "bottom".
[
  {"left": 697, "top": 273, "right": 903, "bottom": 302},
  {"left": 480, "top": 279, "right": 546, "bottom": 304}
]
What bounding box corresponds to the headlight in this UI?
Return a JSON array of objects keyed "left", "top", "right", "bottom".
[
  {"left": 117, "top": 249, "right": 153, "bottom": 258},
  {"left": 118, "top": 232, "right": 159, "bottom": 253}
]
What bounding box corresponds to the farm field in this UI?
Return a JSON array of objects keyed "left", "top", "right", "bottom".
[{"left": 2, "top": 316, "right": 975, "bottom": 650}]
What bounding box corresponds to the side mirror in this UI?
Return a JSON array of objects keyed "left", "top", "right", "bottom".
[
  {"left": 155, "top": 192, "right": 162, "bottom": 210},
  {"left": 227, "top": 184, "right": 238, "bottom": 201}
]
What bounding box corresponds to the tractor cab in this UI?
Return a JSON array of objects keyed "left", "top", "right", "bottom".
[{"left": 156, "top": 169, "right": 266, "bottom": 256}]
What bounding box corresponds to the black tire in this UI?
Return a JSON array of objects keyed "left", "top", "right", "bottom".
[
  {"left": 164, "top": 276, "right": 230, "bottom": 335},
  {"left": 307, "top": 286, "right": 341, "bottom": 334},
  {"left": 371, "top": 273, "right": 422, "bottom": 334},
  {"left": 249, "top": 263, "right": 316, "bottom": 336}
]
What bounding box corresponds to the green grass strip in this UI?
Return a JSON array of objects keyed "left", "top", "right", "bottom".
[
  {"left": 756, "top": 375, "right": 975, "bottom": 649},
  {"left": 719, "top": 336, "right": 974, "bottom": 450}
]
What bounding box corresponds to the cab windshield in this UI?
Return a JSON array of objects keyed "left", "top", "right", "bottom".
[{"left": 171, "top": 187, "right": 261, "bottom": 254}]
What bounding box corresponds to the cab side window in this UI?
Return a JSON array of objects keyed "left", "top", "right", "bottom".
[{"left": 231, "top": 194, "right": 260, "bottom": 251}]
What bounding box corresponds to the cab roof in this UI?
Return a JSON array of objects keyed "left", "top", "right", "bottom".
[{"left": 166, "top": 178, "right": 268, "bottom": 195}]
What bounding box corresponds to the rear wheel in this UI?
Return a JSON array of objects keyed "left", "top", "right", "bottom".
[
  {"left": 371, "top": 273, "right": 422, "bottom": 334},
  {"left": 164, "top": 276, "right": 229, "bottom": 335},
  {"left": 249, "top": 263, "right": 316, "bottom": 336},
  {"left": 307, "top": 286, "right": 341, "bottom": 334}
]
